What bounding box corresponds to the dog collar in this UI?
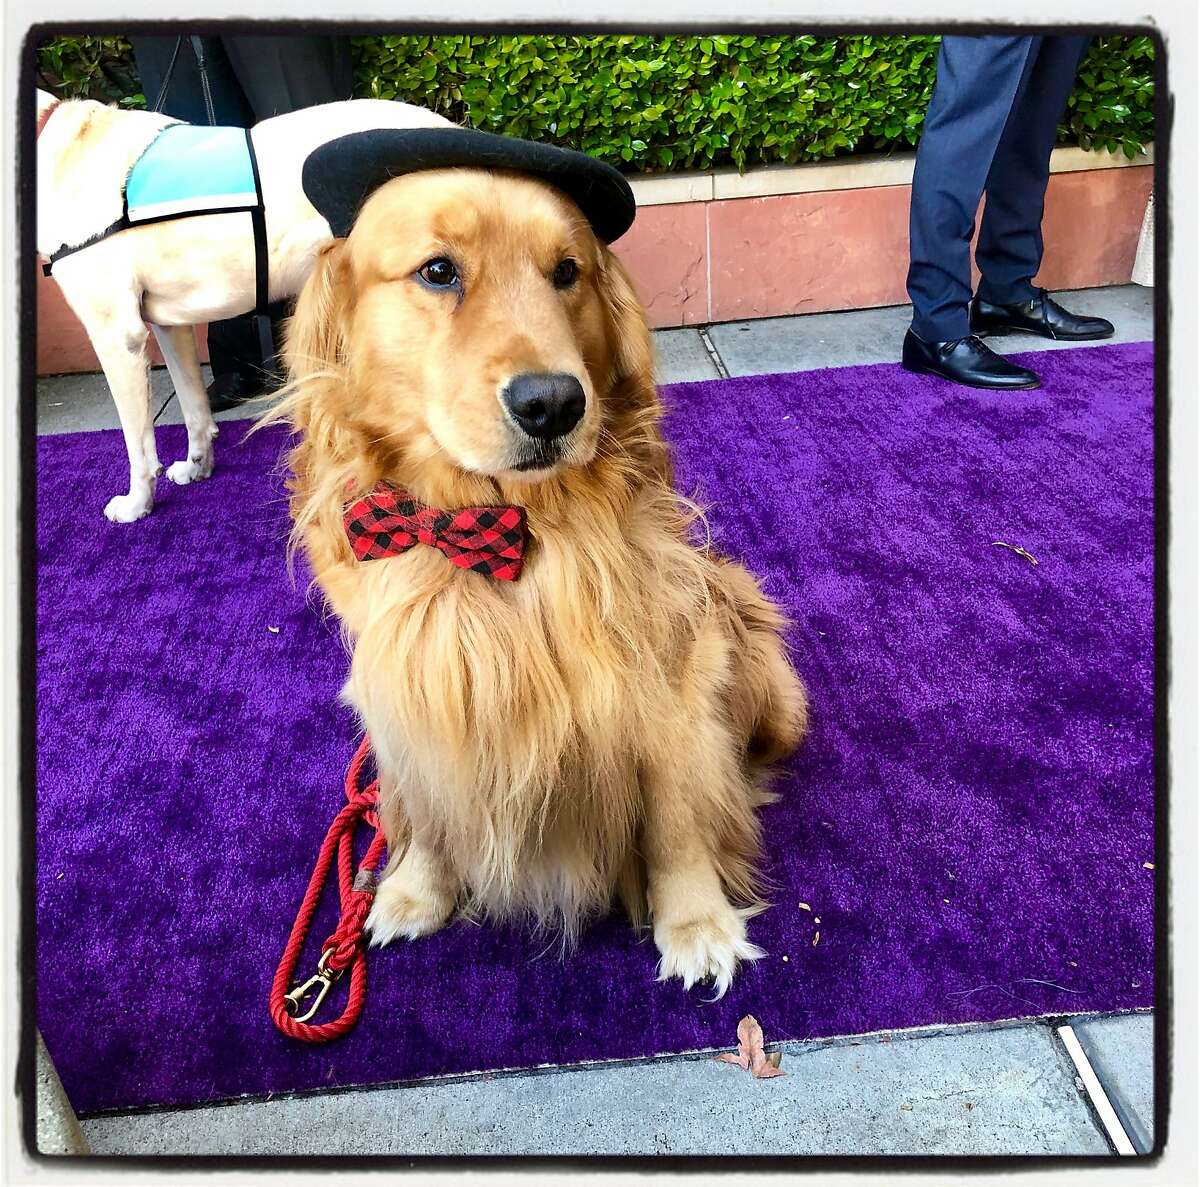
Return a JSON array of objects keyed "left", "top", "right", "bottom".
[{"left": 343, "top": 483, "right": 528, "bottom": 582}]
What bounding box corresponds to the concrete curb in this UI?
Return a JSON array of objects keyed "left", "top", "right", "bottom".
[{"left": 36, "top": 1032, "right": 90, "bottom": 1156}]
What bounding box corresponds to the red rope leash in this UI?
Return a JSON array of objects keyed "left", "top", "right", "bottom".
[{"left": 269, "top": 736, "right": 388, "bottom": 1042}]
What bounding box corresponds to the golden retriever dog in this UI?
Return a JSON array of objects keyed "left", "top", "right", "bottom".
[{"left": 271, "top": 168, "right": 807, "bottom": 995}]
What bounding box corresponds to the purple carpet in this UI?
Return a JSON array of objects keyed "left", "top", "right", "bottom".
[{"left": 36, "top": 342, "right": 1155, "bottom": 1114}]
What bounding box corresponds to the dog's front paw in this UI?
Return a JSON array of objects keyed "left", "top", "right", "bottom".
[
  {"left": 654, "top": 903, "right": 764, "bottom": 998},
  {"left": 103, "top": 491, "right": 153, "bottom": 523},
  {"left": 166, "top": 452, "right": 214, "bottom": 485},
  {"left": 366, "top": 853, "right": 457, "bottom": 946}
]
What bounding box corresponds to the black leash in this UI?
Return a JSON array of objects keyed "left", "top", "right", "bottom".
[
  {"left": 244, "top": 128, "right": 276, "bottom": 376},
  {"left": 152, "top": 36, "right": 214, "bottom": 125},
  {"left": 151, "top": 37, "right": 184, "bottom": 114},
  {"left": 188, "top": 37, "right": 217, "bottom": 127}
]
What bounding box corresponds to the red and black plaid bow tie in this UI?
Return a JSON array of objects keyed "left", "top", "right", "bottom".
[{"left": 343, "top": 484, "right": 528, "bottom": 582}]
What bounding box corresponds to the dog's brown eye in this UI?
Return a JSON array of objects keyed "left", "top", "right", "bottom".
[
  {"left": 417, "top": 258, "right": 459, "bottom": 289},
  {"left": 553, "top": 258, "right": 579, "bottom": 289}
]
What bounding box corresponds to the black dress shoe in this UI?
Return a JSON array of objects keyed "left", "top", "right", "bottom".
[
  {"left": 970, "top": 288, "right": 1115, "bottom": 341},
  {"left": 205, "top": 371, "right": 262, "bottom": 413},
  {"left": 902, "top": 330, "right": 1040, "bottom": 390}
]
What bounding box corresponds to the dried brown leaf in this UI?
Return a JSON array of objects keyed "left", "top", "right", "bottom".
[
  {"left": 754, "top": 1061, "right": 787, "bottom": 1079},
  {"left": 745, "top": 1017, "right": 786, "bottom": 1079},
  {"left": 715, "top": 1015, "right": 786, "bottom": 1079},
  {"left": 740, "top": 1015, "right": 766, "bottom": 1067}
]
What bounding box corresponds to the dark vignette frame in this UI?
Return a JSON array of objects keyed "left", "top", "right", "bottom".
[{"left": 16, "top": 16, "right": 1172, "bottom": 1171}]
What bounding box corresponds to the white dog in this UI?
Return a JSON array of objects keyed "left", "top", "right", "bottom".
[{"left": 36, "top": 89, "right": 452, "bottom": 522}]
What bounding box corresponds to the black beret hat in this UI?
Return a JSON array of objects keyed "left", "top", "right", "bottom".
[{"left": 303, "top": 127, "right": 637, "bottom": 244}]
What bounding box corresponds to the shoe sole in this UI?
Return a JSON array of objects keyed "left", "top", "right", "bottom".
[
  {"left": 901, "top": 359, "right": 1040, "bottom": 390},
  {"left": 972, "top": 324, "right": 1115, "bottom": 343}
]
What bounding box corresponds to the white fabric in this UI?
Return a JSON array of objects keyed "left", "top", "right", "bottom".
[{"left": 1131, "top": 191, "right": 1154, "bottom": 287}]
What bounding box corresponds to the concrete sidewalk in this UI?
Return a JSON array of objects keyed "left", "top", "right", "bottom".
[
  {"left": 652, "top": 285, "right": 1153, "bottom": 382},
  {"left": 35, "top": 286, "right": 1152, "bottom": 435},
  {"left": 35, "top": 287, "right": 1156, "bottom": 1157},
  {"left": 80, "top": 1017, "right": 1139, "bottom": 1157}
]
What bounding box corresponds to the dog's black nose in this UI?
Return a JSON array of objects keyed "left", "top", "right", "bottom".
[{"left": 502, "top": 373, "right": 586, "bottom": 440}]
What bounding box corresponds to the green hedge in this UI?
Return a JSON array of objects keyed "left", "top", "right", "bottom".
[{"left": 37, "top": 33, "right": 1155, "bottom": 172}]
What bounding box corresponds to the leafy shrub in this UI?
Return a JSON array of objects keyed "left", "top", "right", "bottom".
[
  {"left": 1067, "top": 34, "right": 1156, "bottom": 155},
  {"left": 36, "top": 32, "right": 1156, "bottom": 170},
  {"left": 36, "top": 34, "right": 146, "bottom": 108}
]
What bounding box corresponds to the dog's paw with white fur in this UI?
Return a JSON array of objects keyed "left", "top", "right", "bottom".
[
  {"left": 654, "top": 903, "right": 765, "bottom": 998},
  {"left": 166, "top": 451, "right": 214, "bottom": 486},
  {"left": 104, "top": 491, "right": 154, "bottom": 523},
  {"left": 366, "top": 850, "right": 457, "bottom": 945}
]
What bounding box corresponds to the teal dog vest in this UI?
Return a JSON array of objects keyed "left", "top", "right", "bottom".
[{"left": 124, "top": 124, "right": 260, "bottom": 223}]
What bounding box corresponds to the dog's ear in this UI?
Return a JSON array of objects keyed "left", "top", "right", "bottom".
[
  {"left": 597, "top": 246, "right": 654, "bottom": 390},
  {"left": 284, "top": 239, "right": 352, "bottom": 387},
  {"left": 596, "top": 245, "right": 672, "bottom": 480}
]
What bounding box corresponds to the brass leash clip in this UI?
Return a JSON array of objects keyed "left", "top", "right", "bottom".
[{"left": 283, "top": 949, "right": 340, "bottom": 1023}]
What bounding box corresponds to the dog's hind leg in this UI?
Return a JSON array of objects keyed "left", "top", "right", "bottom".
[
  {"left": 719, "top": 561, "right": 808, "bottom": 765},
  {"left": 88, "top": 313, "right": 160, "bottom": 523},
  {"left": 151, "top": 324, "right": 218, "bottom": 486}
]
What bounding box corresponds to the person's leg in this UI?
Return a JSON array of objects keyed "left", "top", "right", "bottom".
[
  {"left": 906, "top": 34, "right": 1041, "bottom": 342},
  {"left": 204, "top": 299, "right": 291, "bottom": 406},
  {"left": 129, "top": 36, "right": 254, "bottom": 125},
  {"left": 975, "top": 36, "right": 1091, "bottom": 304},
  {"left": 221, "top": 35, "right": 355, "bottom": 114},
  {"left": 207, "top": 37, "right": 356, "bottom": 405}
]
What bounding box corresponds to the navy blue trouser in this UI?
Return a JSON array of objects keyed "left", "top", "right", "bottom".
[{"left": 907, "top": 34, "right": 1091, "bottom": 342}]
